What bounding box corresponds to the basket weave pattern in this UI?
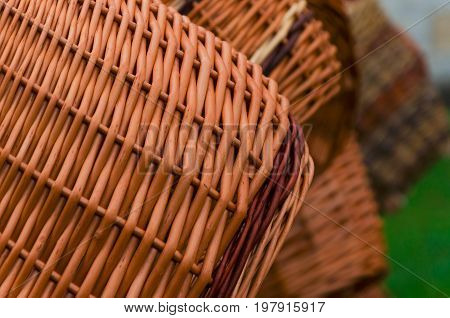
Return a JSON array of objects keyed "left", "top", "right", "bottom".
[
  {"left": 0, "top": 0, "right": 312, "bottom": 297},
  {"left": 182, "top": 0, "right": 341, "bottom": 121},
  {"left": 162, "top": 0, "right": 357, "bottom": 172}
]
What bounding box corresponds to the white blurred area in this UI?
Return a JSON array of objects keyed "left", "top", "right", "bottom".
[{"left": 379, "top": 0, "right": 450, "bottom": 84}]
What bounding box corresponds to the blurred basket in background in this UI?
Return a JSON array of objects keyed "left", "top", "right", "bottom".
[
  {"left": 259, "top": 137, "right": 386, "bottom": 297},
  {"left": 162, "top": 0, "right": 356, "bottom": 172},
  {"left": 345, "top": 0, "right": 450, "bottom": 211},
  {"left": 0, "top": 0, "right": 313, "bottom": 297}
]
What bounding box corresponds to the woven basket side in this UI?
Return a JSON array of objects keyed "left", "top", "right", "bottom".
[
  {"left": 258, "top": 137, "right": 386, "bottom": 297},
  {"left": 232, "top": 145, "right": 314, "bottom": 297},
  {"left": 208, "top": 117, "right": 314, "bottom": 297},
  {"left": 162, "top": 0, "right": 358, "bottom": 172},
  {"left": 0, "top": 0, "right": 311, "bottom": 297},
  {"left": 187, "top": 0, "right": 299, "bottom": 57},
  {"left": 163, "top": 0, "right": 341, "bottom": 118}
]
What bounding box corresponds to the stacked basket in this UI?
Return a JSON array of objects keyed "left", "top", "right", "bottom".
[{"left": 0, "top": 0, "right": 315, "bottom": 297}]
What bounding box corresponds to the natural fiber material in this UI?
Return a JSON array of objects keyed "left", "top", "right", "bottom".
[
  {"left": 346, "top": 0, "right": 450, "bottom": 211},
  {"left": 0, "top": 0, "right": 313, "bottom": 297},
  {"left": 259, "top": 137, "right": 386, "bottom": 297},
  {"left": 210, "top": 116, "right": 312, "bottom": 297},
  {"left": 161, "top": 0, "right": 348, "bottom": 172},
  {"left": 163, "top": 0, "right": 385, "bottom": 298}
]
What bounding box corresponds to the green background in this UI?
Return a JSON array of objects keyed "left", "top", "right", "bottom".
[{"left": 383, "top": 108, "right": 450, "bottom": 297}]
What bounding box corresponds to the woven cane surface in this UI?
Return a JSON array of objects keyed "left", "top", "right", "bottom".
[
  {"left": 0, "top": 0, "right": 313, "bottom": 297},
  {"left": 161, "top": 0, "right": 347, "bottom": 171}
]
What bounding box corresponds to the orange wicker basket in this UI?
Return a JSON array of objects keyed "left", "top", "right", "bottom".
[
  {"left": 0, "top": 0, "right": 314, "bottom": 297},
  {"left": 259, "top": 137, "right": 386, "bottom": 297},
  {"left": 161, "top": 0, "right": 351, "bottom": 171}
]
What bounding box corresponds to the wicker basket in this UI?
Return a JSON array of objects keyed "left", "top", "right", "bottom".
[
  {"left": 259, "top": 137, "right": 386, "bottom": 297},
  {"left": 0, "top": 0, "right": 314, "bottom": 297},
  {"left": 346, "top": 0, "right": 450, "bottom": 211},
  {"left": 161, "top": 0, "right": 354, "bottom": 172}
]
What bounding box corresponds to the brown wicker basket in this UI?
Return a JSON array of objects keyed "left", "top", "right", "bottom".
[
  {"left": 161, "top": 0, "right": 353, "bottom": 172},
  {"left": 0, "top": 0, "right": 314, "bottom": 297},
  {"left": 346, "top": 0, "right": 450, "bottom": 211},
  {"left": 259, "top": 137, "right": 386, "bottom": 297}
]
